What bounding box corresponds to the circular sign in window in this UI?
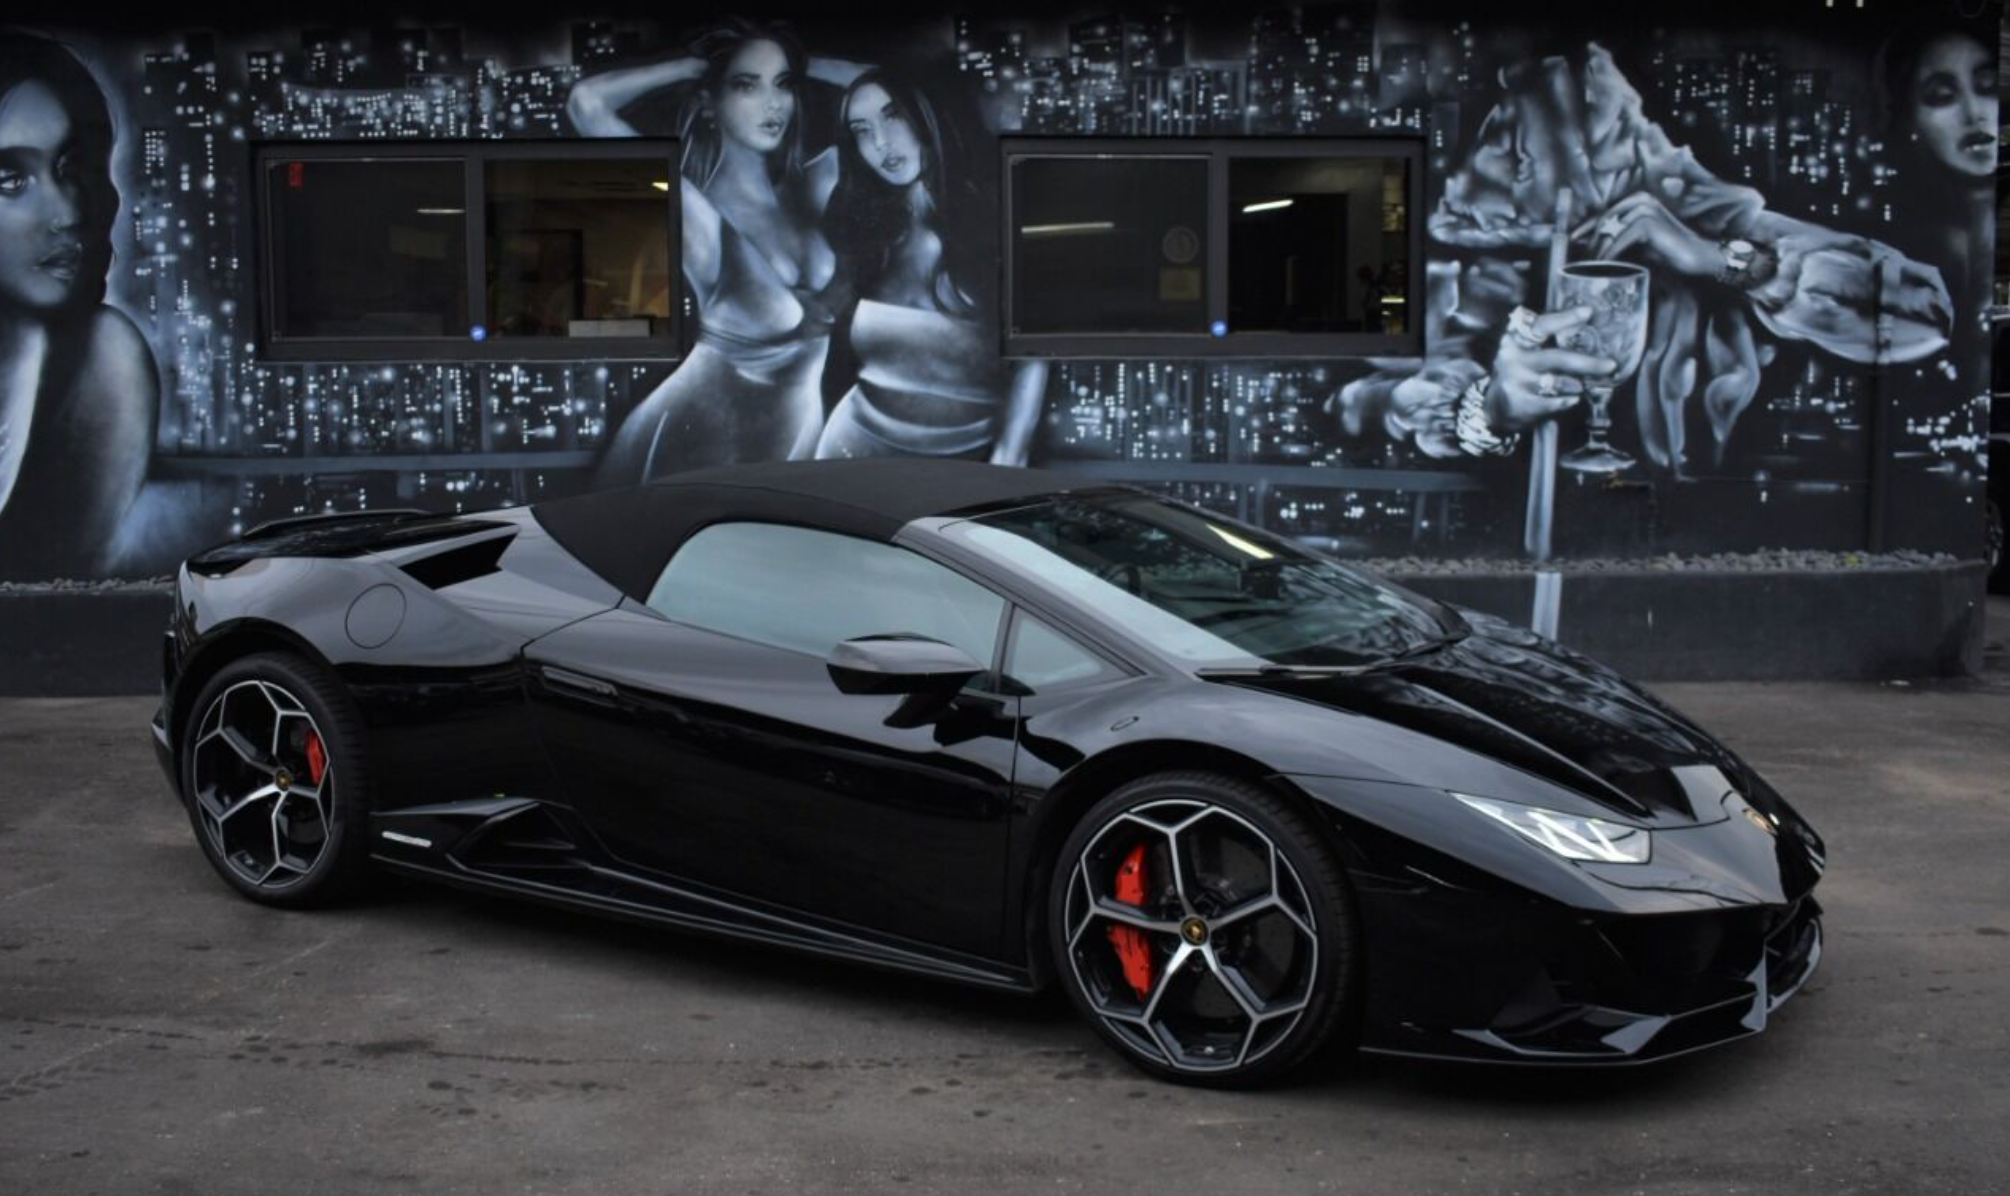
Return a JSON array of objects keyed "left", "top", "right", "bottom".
[{"left": 1161, "top": 226, "right": 1200, "bottom": 264}]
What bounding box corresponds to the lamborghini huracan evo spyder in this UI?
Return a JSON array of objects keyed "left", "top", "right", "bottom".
[{"left": 152, "top": 459, "right": 1824, "bottom": 1085}]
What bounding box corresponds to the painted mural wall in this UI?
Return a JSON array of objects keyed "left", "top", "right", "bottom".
[{"left": 0, "top": 2, "right": 1995, "bottom": 581}]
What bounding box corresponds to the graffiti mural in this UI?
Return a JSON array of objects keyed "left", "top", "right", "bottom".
[
  {"left": 0, "top": 33, "right": 159, "bottom": 579},
  {"left": 815, "top": 67, "right": 1049, "bottom": 466},
  {"left": 574, "top": 21, "right": 858, "bottom": 480},
  {"left": 0, "top": 4, "right": 1995, "bottom": 580}
]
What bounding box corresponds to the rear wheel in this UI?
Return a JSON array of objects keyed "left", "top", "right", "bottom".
[
  {"left": 1047, "top": 772, "right": 1358, "bottom": 1087},
  {"left": 179, "top": 652, "right": 372, "bottom": 907}
]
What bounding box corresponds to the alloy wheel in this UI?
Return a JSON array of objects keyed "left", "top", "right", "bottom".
[
  {"left": 190, "top": 679, "right": 335, "bottom": 890},
  {"left": 1062, "top": 799, "right": 1320, "bottom": 1074}
]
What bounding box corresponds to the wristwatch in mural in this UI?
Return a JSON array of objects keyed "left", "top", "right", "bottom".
[
  {"left": 1718, "top": 238, "right": 1778, "bottom": 289},
  {"left": 1456, "top": 381, "right": 1521, "bottom": 457}
]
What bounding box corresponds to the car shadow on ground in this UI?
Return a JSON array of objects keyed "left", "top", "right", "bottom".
[
  {"left": 1330, "top": 1043, "right": 1750, "bottom": 1107},
  {"left": 352, "top": 871, "right": 1763, "bottom": 1109}
]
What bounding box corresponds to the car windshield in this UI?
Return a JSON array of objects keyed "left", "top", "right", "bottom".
[{"left": 941, "top": 494, "right": 1458, "bottom": 669}]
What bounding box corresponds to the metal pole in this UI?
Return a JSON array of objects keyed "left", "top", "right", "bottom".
[{"left": 1525, "top": 190, "right": 1572, "bottom": 639}]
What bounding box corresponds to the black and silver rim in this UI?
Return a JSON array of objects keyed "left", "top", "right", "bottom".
[
  {"left": 1063, "top": 799, "right": 1320, "bottom": 1074},
  {"left": 191, "top": 679, "right": 334, "bottom": 890}
]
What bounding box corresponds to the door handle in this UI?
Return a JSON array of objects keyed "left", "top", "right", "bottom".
[{"left": 541, "top": 665, "right": 617, "bottom": 698}]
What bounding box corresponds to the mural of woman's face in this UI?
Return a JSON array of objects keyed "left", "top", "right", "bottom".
[
  {"left": 711, "top": 39, "right": 796, "bottom": 156},
  {"left": 1909, "top": 33, "right": 1998, "bottom": 179},
  {"left": 845, "top": 82, "right": 923, "bottom": 187},
  {"left": 0, "top": 80, "right": 90, "bottom": 314}
]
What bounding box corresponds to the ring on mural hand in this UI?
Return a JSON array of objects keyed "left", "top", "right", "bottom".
[
  {"left": 1507, "top": 306, "right": 1547, "bottom": 350},
  {"left": 1536, "top": 372, "right": 1561, "bottom": 397},
  {"left": 1598, "top": 214, "right": 1627, "bottom": 239}
]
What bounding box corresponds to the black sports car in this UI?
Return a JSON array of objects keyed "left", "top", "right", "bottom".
[{"left": 152, "top": 459, "right": 1824, "bottom": 1085}]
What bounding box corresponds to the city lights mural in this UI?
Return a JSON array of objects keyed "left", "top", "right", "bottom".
[{"left": 0, "top": 4, "right": 1994, "bottom": 580}]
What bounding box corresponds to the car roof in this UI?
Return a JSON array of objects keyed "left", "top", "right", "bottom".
[{"left": 531, "top": 459, "right": 1100, "bottom": 603}]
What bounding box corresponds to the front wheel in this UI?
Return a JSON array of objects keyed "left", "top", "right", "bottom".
[
  {"left": 179, "top": 652, "right": 373, "bottom": 907},
  {"left": 1047, "top": 772, "right": 1359, "bottom": 1087}
]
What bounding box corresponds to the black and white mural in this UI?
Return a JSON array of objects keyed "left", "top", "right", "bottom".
[{"left": 0, "top": 3, "right": 1995, "bottom": 580}]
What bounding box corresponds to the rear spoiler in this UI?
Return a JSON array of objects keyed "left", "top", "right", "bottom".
[
  {"left": 241, "top": 508, "right": 435, "bottom": 540},
  {"left": 189, "top": 507, "right": 467, "bottom": 576}
]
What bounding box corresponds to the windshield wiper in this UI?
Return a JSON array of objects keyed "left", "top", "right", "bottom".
[{"left": 1388, "top": 630, "right": 1467, "bottom": 661}]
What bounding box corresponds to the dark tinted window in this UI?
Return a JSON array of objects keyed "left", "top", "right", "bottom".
[
  {"left": 1009, "top": 155, "right": 1208, "bottom": 336},
  {"left": 265, "top": 158, "right": 467, "bottom": 339},
  {"left": 1002, "top": 140, "right": 1420, "bottom": 355},
  {"left": 1229, "top": 156, "right": 1409, "bottom": 336},
  {"left": 485, "top": 158, "right": 673, "bottom": 339}
]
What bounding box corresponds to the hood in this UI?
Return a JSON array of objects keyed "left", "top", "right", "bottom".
[{"left": 1208, "top": 612, "right": 1752, "bottom": 828}]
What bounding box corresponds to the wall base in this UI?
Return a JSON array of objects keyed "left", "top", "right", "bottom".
[
  {"left": 1392, "top": 562, "right": 1989, "bottom": 681},
  {"left": 1, "top": 587, "right": 171, "bottom": 698}
]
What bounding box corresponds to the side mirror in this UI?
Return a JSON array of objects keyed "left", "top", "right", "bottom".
[{"left": 827, "top": 634, "right": 984, "bottom": 696}]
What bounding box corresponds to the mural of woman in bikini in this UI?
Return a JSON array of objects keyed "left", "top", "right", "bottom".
[
  {"left": 0, "top": 32, "right": 158, "bottom": 580},
  {"left": 574, "top": 20, "right": 865, "bottom": 484},
  {"left": 816, "top": 69, "right": 1047, "bottom": 465}
]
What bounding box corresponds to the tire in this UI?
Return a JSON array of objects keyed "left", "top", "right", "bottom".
[
  {"left": 178, "top": 651, "right": 373, "bottom": 907},
  {"left": 1046, "top": 771, "right": 1358, "bottom": 1088}
]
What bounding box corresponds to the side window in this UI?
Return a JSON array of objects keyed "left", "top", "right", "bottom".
[
  {"left": 647, "top": 523, "right": 1005, "bottom": 665},
  {"left": 1005, "top": 613, "right": 1121, "bottom": 694}
]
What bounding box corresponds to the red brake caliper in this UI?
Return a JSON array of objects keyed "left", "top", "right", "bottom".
[
  {"left": 303, "top": 730, "right": 327, "bottom": 787},
  {"left": 1106, "top": 843, "right": 1155, "bottom": 999}
]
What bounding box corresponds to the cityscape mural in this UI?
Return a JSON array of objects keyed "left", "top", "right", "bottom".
[{"left": 0, "top": 2, "right": 1994, "bottom": 580}]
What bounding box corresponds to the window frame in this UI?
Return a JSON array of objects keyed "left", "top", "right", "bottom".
[
  {"left": 253, "top": 139, "right": 680, "bottom": 363},
  {"left": 999, "top": 136, "right": 1424, "bottom": 360}
]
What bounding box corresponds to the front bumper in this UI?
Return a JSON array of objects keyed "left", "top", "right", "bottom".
[
  {"left": 1365, "top": 896, "right": 1823, "bottom": 1065},
  {"left": 1288, "top": 773, "right": 1826, "bottom": 1065}
]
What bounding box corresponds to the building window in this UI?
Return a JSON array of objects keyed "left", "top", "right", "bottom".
[
  {"left": 1010, "top": 155, "right": 1209, "bottom": 337},
  {"left": 1002, "top": 139, "right": 1421, "bottom": 358},
  {"left": 256, "top": 141, "right": 677, "bottom": 361},
  {"left": 1229, "top": 155, "right": 1411, "bottom": 336},
  {"left": 263, "top": 156, "right": 469, "bottom": 342}
]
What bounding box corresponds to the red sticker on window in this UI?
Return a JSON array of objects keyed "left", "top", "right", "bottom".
[{"left": 287, "top": 161, "right": 304, "bottom": 189}]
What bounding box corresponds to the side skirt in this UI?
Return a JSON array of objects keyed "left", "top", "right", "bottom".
[{"left": 367, "top": 798, "right": 1036, "bottom": 995}]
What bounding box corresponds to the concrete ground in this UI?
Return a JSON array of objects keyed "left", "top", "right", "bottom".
[{"left": 3, "top": 601, "right": 2007, "bottom": 1196}]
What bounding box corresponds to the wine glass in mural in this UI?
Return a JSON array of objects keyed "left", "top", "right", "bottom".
[{"left": 1554, "top": 261, "right": 1649, "bottom": 474}]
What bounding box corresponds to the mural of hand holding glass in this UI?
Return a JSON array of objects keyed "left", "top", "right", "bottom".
[{"left": 1552, "top": 261, "right": 1649, "bottom": 474}]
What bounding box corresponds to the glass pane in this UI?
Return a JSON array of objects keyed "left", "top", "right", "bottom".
[
  {"left": 1010, "top": 156, "right": 1208, "bottom": 336},
  {"left": 485, "top": 158, "right": 673, "bottom": 339},
  {"left": 944, "top": 494, "right": 1448, "bottom": 668},
  {"left": 648, "top": 523, "right": 1005, "bottom": 663},
  {"left": 266, "top": 158, "right": 467, "bottom": 339},
  {"left": 1006, "top": 615, "right": 1117, "bottom": 693},
  {"left": 1228, "top": 156, "right": 1409, "bottom": 336}
]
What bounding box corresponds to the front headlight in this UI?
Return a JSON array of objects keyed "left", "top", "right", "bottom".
[{"left": 1454, "top": 794, "right": 1652, "bottom": 864}]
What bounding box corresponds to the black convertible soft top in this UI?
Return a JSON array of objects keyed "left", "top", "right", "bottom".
[{"left": 531, "top": 459, "right": 1099, "bottom": 602}]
